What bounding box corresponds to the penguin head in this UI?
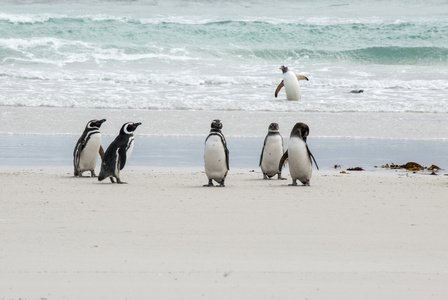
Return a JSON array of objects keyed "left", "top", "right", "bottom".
[
  {"left": 87, "top": 119, "right": 106, "bottom": 129},
  {"left": 211, "top": 119, "right": 223, "bottom": 130},
  {"left": 268, "top": 123, "right": 279, "bottom": 133},
  {"left": 280, "top": 65, "right": 289, "bottom": 74},
  {"left": 290, "top": 122, "right": 309, "bottom": 142},
  {"left": 120, "top": 122, "right": 142, "bottom": 135}
]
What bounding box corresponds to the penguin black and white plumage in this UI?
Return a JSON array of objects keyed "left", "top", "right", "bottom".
[
  {"left": 279, "top": 122, "right": 319, "bottom": 186},
  {"left": 204, "top": 119, "right": 229, "bottom": 187},
  {"left": 259, "top": 122, "right": 286, "bottom": 180},
  {"left": 98, "top": 122, "right": 141, "bottom": 184},
  {"left": 73, "top": 119, "right": 106, "bottom": 177},
  {"left": 275, "top": 65, "right": 309, "bottom": 101}
]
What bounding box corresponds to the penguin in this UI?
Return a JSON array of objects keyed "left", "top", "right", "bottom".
[
  {"left": 98, "top": 122, "right": 141, "bottom": 184},
  {"left": 73, "top": 119, "right": 106, "bottom": 177},
  {"left": 259, "top": 122, "right": 286, "bottom": 180},
  {"left": 279, "top": 122, "right": 319, "bottom": 186},
  {"left": 204, "top": 119, "right": 229, "bottom": 187},
  {"left": 275, "top": 65, "right": 309, "bottom": 101}
]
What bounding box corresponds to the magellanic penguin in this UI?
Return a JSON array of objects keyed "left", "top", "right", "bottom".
[
  {"left": 279, "top": 122, "right": 319, "bottom": 186},
  {"left": 204, "top": 119, "right": 229, "bottom": 187},
  {"left": 73, "top": 119, "right": 106, "bottom": 177},
  {"left": 275, "top": 65, "right": 309, "bottom": 101},
  {"left": 259, "top": 122, "right": 286, "bottom": 180},
  {"left": 98, "top": 122, "right": 141, "bottom": 184}
]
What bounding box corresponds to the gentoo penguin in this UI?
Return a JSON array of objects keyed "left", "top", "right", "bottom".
[
  {"left": 204, "top": 119, "right": 229, "bottom": 187},
  {"left": 275, "top": 65, "right": 309, "bottom": 101},
  {"left": 279, "top": 122, "right": 319, "bottom": 186},
  {"left": 73, "top": 119, "right": 106, "bottom": 177},
  {"left": 98, "top": 122, "right": 141, "bottom": 184},
  {"left": 259, "top": 123, "right": 286, "bottom": 180}
]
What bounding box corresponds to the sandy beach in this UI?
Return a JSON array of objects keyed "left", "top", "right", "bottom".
[
  {"left": 1, "top": 107, "right": 448, "bottom": 299},
  {"left": 1, "top": 165, "right": 447, "bottom": 299}
]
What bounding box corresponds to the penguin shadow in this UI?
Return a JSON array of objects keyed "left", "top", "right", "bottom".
[
  {"left": 69, "top": 174, "right": 103, "bottom": 184},
  {"left": 254, "top": 175, "right": 314, "bottom": 187}
]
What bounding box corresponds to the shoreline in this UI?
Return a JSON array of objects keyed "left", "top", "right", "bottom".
[
  {"left": 1, "top": 166, "right": 447, "bottom": 299},
  {"left": 1, "top": 134, "right": 447, "bottom": 170}
]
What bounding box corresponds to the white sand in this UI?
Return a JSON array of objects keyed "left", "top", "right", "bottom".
[{"left": 1, "top": 166, "right": 448, "bottom": 299}]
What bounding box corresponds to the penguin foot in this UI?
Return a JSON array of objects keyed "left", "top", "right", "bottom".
[
  {"left": 277, "top": 174, "right": 287, "bottom": 180},
  {"left": 90, "top": 171, "right": 97, "bottom": 177},
  {"left": 263, "top": 174, "right": 269, "bottom": 180},
  {"left": 116, "top": 178, "right": 127, "bottom": 184},
  {"left": 110, "top": 177, "right": 115, "bottom": 183},
  {"left": 288, "top": 179, "right": 298, "bottom": 186},
  {"left": 304, "top": 180, "right": 310, "bottom": 186},
  {"left": 203, "top": 179, "right": 214, "bottom": 187},
  {"left": 218, "top": 180, "right": 225, "bottom": 187}
]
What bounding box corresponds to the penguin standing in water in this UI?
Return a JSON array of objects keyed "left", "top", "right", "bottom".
[
  {"left": 279, "top": 122, "right": 319, "bottom": 186},
  {"left": 204, "top": 119, "right": 229, "bottom": 187},
  {"left": 98, "top": 122, "right": 141, "bottom": 184},
  {"left": 73, "top": 119, "right": 106, "bottom": 177},
  {"left": 275, "top": 65, "right": 309, "bottom": 101},
  {"left": 259, "top": 122, "right": 286, "bottom": 180}
]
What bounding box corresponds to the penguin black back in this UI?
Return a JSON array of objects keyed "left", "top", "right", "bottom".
[
  {"left": 290, "top": 122, "right": 309, "bottom": 142},
  {"left": 98, "top": 122, "right": 141, "bottom": 184},
  {"left": 279, "top": 122, "right": 319, "bottom": 174}
]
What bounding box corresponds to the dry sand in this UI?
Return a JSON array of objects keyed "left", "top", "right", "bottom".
[{"left": 1, "top": 166, "right": 448, "bottom": 299}]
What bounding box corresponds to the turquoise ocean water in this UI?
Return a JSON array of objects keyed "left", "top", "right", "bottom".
[{"left": 1, "top": 0, "right": 448, "bottom": 112}]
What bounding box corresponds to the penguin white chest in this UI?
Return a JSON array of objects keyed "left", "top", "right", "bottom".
[
  {"left": 288, "top": 137, "right": 312, "bottom": 183},
  {"left": 79, "top": 133, "right": 101, "bottom": 171},
  {"left": 283, "top": 71, "right": 301, "bottom": 101},
  {"left": 261, "top": 135, "right": 283, "bottom": 176},
  {"left": 204, "top": 135, "right": 227, "bottom": 181},
  {"left": 125, "top": 139, "right": 135, "bottom": 164}
]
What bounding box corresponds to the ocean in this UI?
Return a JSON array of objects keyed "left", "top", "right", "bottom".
[
  {"left": 1, "top": 0, "right": 448, "bottom": 169},
  {"left": 1, "top": 0, "right": 447, "bottom": 113}
]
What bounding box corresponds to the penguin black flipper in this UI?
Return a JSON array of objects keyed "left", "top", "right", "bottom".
[
  {"left": 275, "top": 80, "right": 284, "bottom": 98},
  {"left": 224, "top": 142, "right": 230, "bottom": 171},
  {"left": 218, "top": 134, "right": 230, "bottom": 171},
  {"left": 73, "top": 134, "right": 88, "bottom": 175},
  {"left": 306, "top": 145, "right": 319, "bottom": 170},
  {"left": 259, "top": 134, "right": 269, "bottom": 166},
  {"left": 118, "top": 146, "right": 127, "bottom": 170},
  {"left": 278, "top": 150, "right": 289, "bottom": 172},
  {"left": 73, "top": 142, "right": 82, "bottom": 171}
]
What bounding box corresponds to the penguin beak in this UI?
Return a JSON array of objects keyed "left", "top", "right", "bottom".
[
  {"left": 132, "top": 122, "right": 142, "bottom": 131},
  {"left": 99, "top": 119, "right": 106, "bottom": 123}
]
